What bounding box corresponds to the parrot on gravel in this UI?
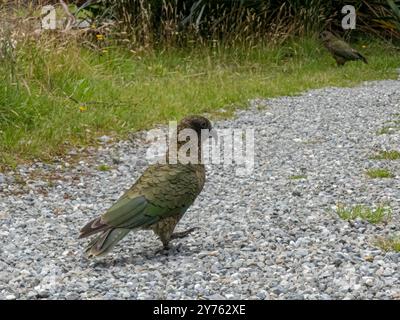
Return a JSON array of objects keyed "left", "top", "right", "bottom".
[
  {"left": 79, "top": 115, "right": 216, "bottom": 258},
  {"left": 320, "top": 31, "right": 368, "bottom": 66}
]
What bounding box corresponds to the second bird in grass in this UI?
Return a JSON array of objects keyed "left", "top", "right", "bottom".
[
  {"left": 320, "top": 31, "right": 368, "bottom": 66},
  {"left": 79, "top": 115, "right": 216, "bottom": 258}
]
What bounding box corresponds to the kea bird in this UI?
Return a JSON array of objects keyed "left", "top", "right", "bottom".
[
  {"left": 79, "top": 115, "right": 216, "bottom": 258},
  {"left": 320, "top": 31, "right": 368, "bottom": 66}
]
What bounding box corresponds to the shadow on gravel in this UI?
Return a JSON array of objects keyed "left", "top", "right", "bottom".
[{"left": 83, "top": 243, "right": 203, "bottom": 268}]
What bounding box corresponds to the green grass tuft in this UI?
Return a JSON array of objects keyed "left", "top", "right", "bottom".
[
  {"left": 289, "top": 174, "right": 307, "bottom": 180},
  {"left": 377, "top": 126, "right": 399, "bottom": 135},
  {"left": 336, "top": 204, "right": 392, "bottom": 224},
  {"left": 366, "top": 168, "right": 394, "bottom": 179},
  {"left": 371, "top": 150, "right": 400, "bottom": 160},
  {"left": 96, "top": 164, "right": 111, "bottom": 171},
  {"left": 375, "top": 237, "right": 400, "bottom": 252}
]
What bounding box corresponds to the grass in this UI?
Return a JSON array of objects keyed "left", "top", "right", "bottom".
[
  {"left": 377, "top": 126, "right": 399, "bottom": 135},
  {"left": 379, "top": 115, "right": 400, "bottom": 135},
  {"left": 371, "top": 150, "right": 400, "bottom": 160},
  {"left": 96, "top": 164, "right": 111, "bottom": 171},
  {"left": 289, "top": 174, "right": 307, "bottom": 180},
  {"left": 1, "top": 36, "right": 400, "bottom": 169},
  {"left": 336, "top": 204, "right": 392, "bottom": 224},
  {"left": 375, "top": 237, "right": 400, "bottom": 252},
  {"left": 366, "top": 168, "right": 394, "bottom": 179}
]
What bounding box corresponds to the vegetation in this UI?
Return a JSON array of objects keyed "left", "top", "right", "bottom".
[
  {"left": 377, "top": 126, "right": 399, "bottom": 135},
  {"left": 0, "top": 1, "right": 399, "bottom": 169},
  {"left": 97, "top": 164, "right": 112, "bottom": 171},
  {"left": 336, "top": 204, "right": 392, "bottom": 224},
  {"left": 365, "top": 168, "right": 394, "bottom": 178},
  {"left": 375, "top": 236, "right": 400, "bottom": 252},
  {"left": 97, "top": 0, "right": 400, "bottom": 45},
  {"left": 371, "top": 150, "right": 400, "bottom": 160},
  {"left": 289, "top": 174, "right": 307, "bottom": 180}
]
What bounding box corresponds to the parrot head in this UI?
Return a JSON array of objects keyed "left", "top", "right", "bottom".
[
  {"left": 320, "top": 31, "right": 336, "bottom": 42},
  {"left": 178, "top": 115, "right": 217, "bottom": 141}
]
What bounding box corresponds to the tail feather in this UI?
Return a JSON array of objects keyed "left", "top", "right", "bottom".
[
  {"left": 85, "top": 228, "right": 130, "bottom": 258},
  {"left": 79, "top": 216, "right": 110, "bottom": 239}
]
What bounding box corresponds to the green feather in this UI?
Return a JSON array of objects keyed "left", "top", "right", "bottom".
[{"left": 100, "top": 163, "right": 204, "bottom": 229}]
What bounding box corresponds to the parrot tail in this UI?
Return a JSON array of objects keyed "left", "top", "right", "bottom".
[
  {"left": 84, "top": 228, "right": 130, "bottom": 258},
  {"left": 79, "top": 216, "right": 110, "bottom": 239}
]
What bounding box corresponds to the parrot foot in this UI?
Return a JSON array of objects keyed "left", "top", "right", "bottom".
[
  {"left": 155, "top": 243, "right": 184, "bottom": 255},
  {"left": 155, "top": 228, "right": 198, "bottom": 255},
  {"left": 170, "top": 227, "right": 199, "bottom": 240},
  {"left": 154, "top": 245, "right": 170, "bottom": 255}
]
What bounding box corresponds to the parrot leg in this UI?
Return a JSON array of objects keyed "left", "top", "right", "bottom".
[
  {"left": 154, "top": 227, "right": 198, "bottom": 254},
  {"left": 335, "top": 57, "right": 346, "bottom": 66},
  {"left": 153, "top": 238, "right": 171, "bottom": 254},
  {"left": 162, "top": 241, "right": 170, "bottom": 250},
  {"left": 170, "top": 227, "right": 198, "bottom": 240}
]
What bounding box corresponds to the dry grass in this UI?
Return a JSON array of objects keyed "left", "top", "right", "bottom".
[{"left": 375, "top": 236, "right": 400, "bottom": 252}]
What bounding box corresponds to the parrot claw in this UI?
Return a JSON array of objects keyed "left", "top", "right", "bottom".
[
  {"left": 155, "top": 227, "right": 199, "bottom": 255},
  {"left": 155, "top": 245, "right": 171, "bottom": 255},
  {"left": 170, "top": 227, "right": 199, "bottom": 240}
]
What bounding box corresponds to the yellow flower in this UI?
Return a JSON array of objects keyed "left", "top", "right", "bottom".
[
  {"left": 362, "top": 45, "right": 367, "bottom": 48},
  {"left": 96, "top": 34, "right": 104, "bottom": 41},
  {"left": 79, "top": 105, "right": 87, "bottom": 112},
  {"left": 91, "top": 24, "right": 96, "bottom": 29},
  {"left": 102, "top": 49, "right": 108, "bottom": 53}
]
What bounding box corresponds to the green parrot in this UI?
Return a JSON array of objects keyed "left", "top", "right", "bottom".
[
  {"left": 320, "top": 31, "right": 368, "bottom": 66},
  {"left": 79, "top": 115, "right": 216, "bottom": 258}
]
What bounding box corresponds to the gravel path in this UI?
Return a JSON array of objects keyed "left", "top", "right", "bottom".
[{"left": 1, "top": 80, "right": 400, "bottom": 300}]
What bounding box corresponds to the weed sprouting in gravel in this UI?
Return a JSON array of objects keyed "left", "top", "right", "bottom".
[
  {"left": 371, "top": 150, "right": 400, "bottom": 160},
  {"left": 97, "top": 164, "right": 111, "bottom": 171},
  {"left": 289, "top": 174, "right": 307, "bottom": 180},
  {"left": 366, "top": 168, "right": 394, "bottom": 179},
  {"left": 375, "top": 236, "right": 400, "bottom": 252},
  {"left": 336, "top": 204, "right": 392, "bottom": 224},
  {"left": 377, "top": 126, "right": 399, "bottom": 135}
]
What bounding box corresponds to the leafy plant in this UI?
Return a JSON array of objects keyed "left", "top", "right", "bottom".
[{"left": 387, "top": 0, "right": 400, "bottom": 31}]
